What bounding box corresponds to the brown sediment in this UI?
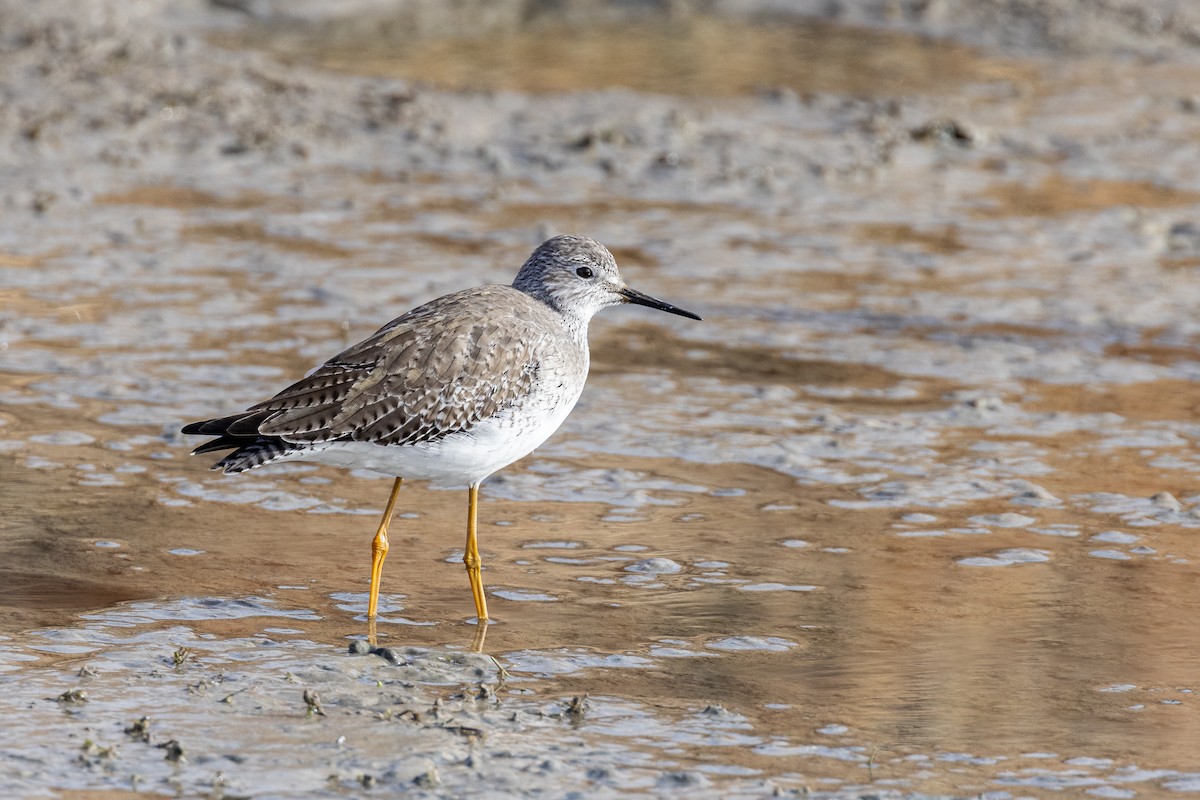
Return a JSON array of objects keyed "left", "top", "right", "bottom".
[
  {"left": 592, "top": 323, "right": 849, "bottom": 385},
  {"left": 1104, "top": 332, "right": 1200, "bottom": 366},
  {"left": 1160, "top": 256, "right": 1200, "bottom": 272},
  {"left": 956, "top": 320, "right": 1069, "bottom": 340},
  {"left": 592, "top": 323, "right": 960, "bottom": 409},
  {"left": 486, "top": 198, "right": 760, "bottom": 227},
  {"left": 3, "top": 407, "right": 848, "bottom": 652},
  {"left": 0, "top": 252, "right": 41, "bottom": 268},
  {"left": 182, "top": 222, "right": 354, "bottom": 259},
  {"left": 370, "top": 194, "right": 488, "bottom": 221},
  {"left": 0, "top": 288, "right": 115, "bottom": 323},
  {"left": 357, "top": 169, "right": 449, "bottom": 186},
  {"left": 243, "top": 16, "right": 1034, "bottom": 98},
  {"left": 403, "top": 232, "right": 496, "bottom": 255},
  {"left": 1042, "top": 430, "right": 1196, "bottom": 499},
  {"left": 365, "top": 195, "right": 760, "bottom": 240},
  {"left": 856, "top": 223, "right": 968, "bottom": 255},
  {"left": 725, "top": 235, "right": 793, "bottom": 254},
  {"left": 95, "top": 185, "right": 278, "bottom": 210},
  {"left": 975, "top": 173, "right": 1200, "bottom": 217},
  {"left": 1025, "top": 378, "right": 1200, "bottom": 422},
  {"left": 607, "top": 245, "right": 660, "bottom": 270},
  {"left": 181, "top": 329, "right": 330, "bottom": 377},
  {"left": 937, "top": 424, "right": 1195, "bottom": 500},
  {"left": 784, "top": 269, "right": 879, "bottom": 293},
  {"left": 739, "top": 268, "right": 890, "bottom": 295},
  {"left": 8, "top": 2, "right": 1200, "bottom": 791},
  {"left": 56, "top": 792, "right": 175, "bottom": 800},
  {"left": 7, "top": 373, "right": 1200, "bottom": 778}
]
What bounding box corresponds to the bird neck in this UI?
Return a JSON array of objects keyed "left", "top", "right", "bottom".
[
  {"left": 556, "top": 308, "right": 591, "bottom": 349},
  {"left": 517, "top": 287, "right": 594, "bottom": 343}
]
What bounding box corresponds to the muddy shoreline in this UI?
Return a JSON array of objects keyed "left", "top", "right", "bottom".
[{"left": 5, "top": 0, "right": 1200, "bottom": 797}]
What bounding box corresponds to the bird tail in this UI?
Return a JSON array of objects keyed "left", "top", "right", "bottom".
[{"left": 181, "top": 414, "right": 304, "bottom": 474}]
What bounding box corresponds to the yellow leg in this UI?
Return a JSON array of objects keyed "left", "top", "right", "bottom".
[
  {"left": 368, "top": 477, "right": 404, "bottom": 619},
  {"left": 464, "top": 483, "right": 489, "bottom": 623}
]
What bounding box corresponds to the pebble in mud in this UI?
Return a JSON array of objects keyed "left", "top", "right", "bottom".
[
  {"left": 1151, "top": 492, "right": 1182, "bottom": 511},
  {"left": 413, "top": 765, "right": 442, "bottom": 788},
  {"left": 303, "top": 688, "right": 326, "bottom": 717},
  {"left": 371, "top": 647, "right": 406, "bottom": 665},
  {"left": 1010, "top": 484, "right": 1062, "bottom": 507},
  {"left": 124, "top": 716, "right": 151, "bottom": 742},
  {"left": 55, "top": 689, "right": 88, "bottom": 704},
  {"left": 156, "top": 739, "right": 185, "bottom": 762},
  {"left": 657, "top": 770, "right": 710, "bottom": 788}
]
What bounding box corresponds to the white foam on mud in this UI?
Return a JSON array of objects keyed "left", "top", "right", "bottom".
[
  {"left": 28, "top": 431, "right": 95, "bottom": 445},
  {"left": 958, "top": 549, "right": 1051, "bottom": 567},
  {"left": 1089, "top": 549, "right": 1132, "bottom": 561},
  {"left": 624, "top": 558, "right": 682, "bottom": 574},
  {"left": 738, "top": 583, "right": 818, "bottom": 592},
  {"left": 706, "top": 636, "right": 797, "bottom": 652},
  {"left": 1090, "top": 531, "right": 1140, "bottom": 544},
  {"left": 969, "top": 513, "right": 1036, "bottom": 528},
  {"left": 491, "top": 588, "right": 558, "bottom": 602}
]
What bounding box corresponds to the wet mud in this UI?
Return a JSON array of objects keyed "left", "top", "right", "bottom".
[
  {"left": 4, "top": 0, "right": 1200, "bottom": 797},
  {"left": 235, "top": 15, "right": 1035, "bottom": 98}
]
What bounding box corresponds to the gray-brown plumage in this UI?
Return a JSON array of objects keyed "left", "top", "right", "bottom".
[
  {"left": 185, "top": 286, "right": 584, "bottom": 475},
  {"left": 182, "top": 234, "right": 700, "bottom": 624}
]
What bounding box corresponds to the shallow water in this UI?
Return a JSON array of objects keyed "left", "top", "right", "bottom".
[{"left": 6, "top": 6, "right": 1200, "bottom": 799}]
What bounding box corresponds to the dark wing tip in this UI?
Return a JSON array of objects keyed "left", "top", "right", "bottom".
[
  {"left": 181, "top": 420, "right": 211, "bottom": 435},
  {"left": 182, "top": 411, "right": 273, "bottom": 438},
  {"left": 190, "top": 435, "right": 243, "bottom": 455}
]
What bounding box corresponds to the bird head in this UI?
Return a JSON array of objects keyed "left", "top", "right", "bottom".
[{"left": 512, "top": 235, "right": 701, "bottom": 323}]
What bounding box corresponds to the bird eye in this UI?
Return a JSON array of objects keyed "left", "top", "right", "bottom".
[{"left": 576, "top": 266, "right": 594, "bottom": 279}]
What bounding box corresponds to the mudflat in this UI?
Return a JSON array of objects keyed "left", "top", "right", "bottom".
[{"left": 4, "top": 1, "right": 1200, "bottom": 797}]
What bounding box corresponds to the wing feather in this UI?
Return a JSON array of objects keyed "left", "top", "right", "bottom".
[{"left": 243, "top": 286, "right": 555, "bottom": 448}]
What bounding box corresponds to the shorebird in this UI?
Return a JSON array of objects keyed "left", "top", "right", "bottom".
[{"left": 182, "top": 235, "right": 700, "bottom": 628}]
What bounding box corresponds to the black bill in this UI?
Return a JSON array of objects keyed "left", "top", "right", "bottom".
[{"left": 620, "top": 287, "right": 702, "bottom": 321}]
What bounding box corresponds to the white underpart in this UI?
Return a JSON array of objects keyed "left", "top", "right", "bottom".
[{"left": 272, "top": 383, "right": 584, "bottom": 487}]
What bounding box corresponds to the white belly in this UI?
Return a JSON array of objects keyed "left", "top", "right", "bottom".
[{"left": 285, "top": 390, "right": 581, "bottom": 487}]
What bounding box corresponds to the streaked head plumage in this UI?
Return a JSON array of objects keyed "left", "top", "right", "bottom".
[{"left": 512, "top": 235, "right": 700, "bottom": 323}]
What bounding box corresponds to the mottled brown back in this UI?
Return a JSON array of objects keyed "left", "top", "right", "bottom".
[{"left": 233, "top": 285, "right": 577, "bottom": 447}]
